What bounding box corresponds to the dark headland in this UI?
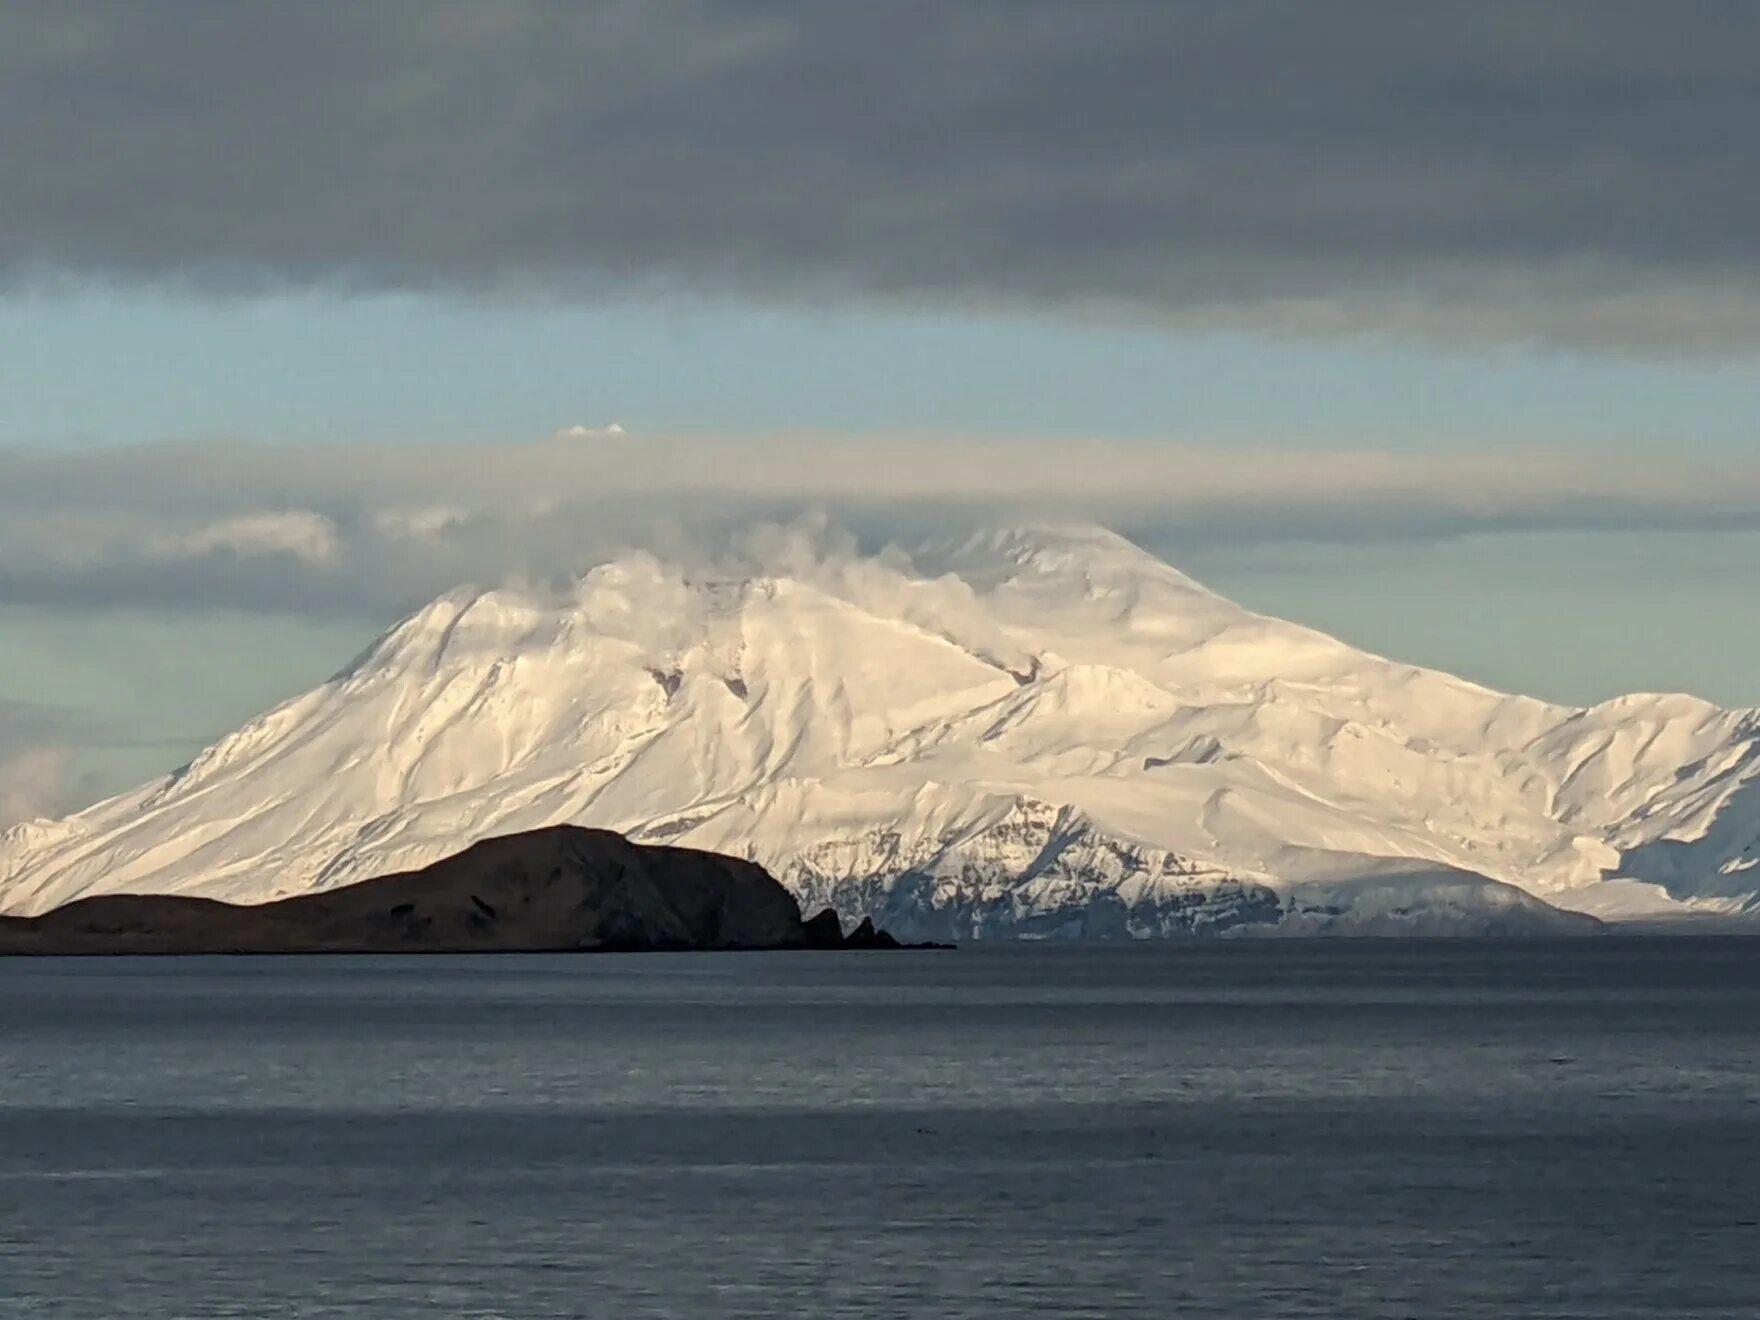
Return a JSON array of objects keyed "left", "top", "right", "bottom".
[{"left": 0, "top": 826, "right": 944, "bottom": 955}]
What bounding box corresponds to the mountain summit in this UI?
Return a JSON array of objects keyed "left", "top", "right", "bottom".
[{"left": 3, "top": 525, "right": 1756, "bottom": 936}]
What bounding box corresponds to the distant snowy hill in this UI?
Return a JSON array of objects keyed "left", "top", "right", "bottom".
[{"left": 3, "top": 525, "right": 1757, "bottom": 936}]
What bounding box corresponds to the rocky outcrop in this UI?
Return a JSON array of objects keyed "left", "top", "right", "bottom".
[
  {"left": 782, "top": 799, "right": 1287, "bottom": 942},
  {"left": 0, "top": 827, "right": 930, "bottom": 956}
]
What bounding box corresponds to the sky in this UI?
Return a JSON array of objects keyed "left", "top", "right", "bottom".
[{"left": 3, "top": 1, "right": 1759, "bottom": 822}]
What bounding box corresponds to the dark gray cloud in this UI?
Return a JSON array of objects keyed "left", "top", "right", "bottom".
[
  {"left": 6, "top": 1, "right": 1760, "bottom": 347},
  {"left": 0, "top": 432, "right": 1755, "bottom": 616}
]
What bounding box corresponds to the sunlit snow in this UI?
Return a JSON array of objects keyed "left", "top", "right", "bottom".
[{"left": 2, "top": 525, "right": 1755, "bottom": 936}]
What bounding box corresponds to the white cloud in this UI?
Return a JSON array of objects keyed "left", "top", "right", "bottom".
[
  {"left": 148, "top": 511, "right": 342, "bottom": 565},
  {"left": 0, "top": 743, "right": 69, "bottom": 830},
  {"left": 0, "top": 431, "right": 1754, "bottom": 616},
  {"left": 554, "top": 423, "right": 626, "bottom": 440},
  {"left": 0, "top": 701, "right": 88, "bottom": 829},
  {"left": 371, "top": 505, "right": 469, "bottom": 540}
]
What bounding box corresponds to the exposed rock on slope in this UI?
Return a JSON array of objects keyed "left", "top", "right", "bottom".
[{"left": 0, "top": 826, "right": 887, "bottom": 955}]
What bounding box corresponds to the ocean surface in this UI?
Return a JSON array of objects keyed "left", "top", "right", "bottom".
[{"left": 2, "top": 940, "right": 1757, "bottom": 1319}]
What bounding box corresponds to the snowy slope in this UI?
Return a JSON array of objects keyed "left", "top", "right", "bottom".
[{"left": 3, "top": 524, "right": 1756, "bottom": 936}]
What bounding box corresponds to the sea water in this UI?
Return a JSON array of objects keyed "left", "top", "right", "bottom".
[{"left": 2, "top": 940, "right": 1757, "bottom": 1318}]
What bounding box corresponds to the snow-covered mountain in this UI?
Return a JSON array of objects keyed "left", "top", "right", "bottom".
[{"left": 4, "top": 524, "right": 1757, "bottom": 937}]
